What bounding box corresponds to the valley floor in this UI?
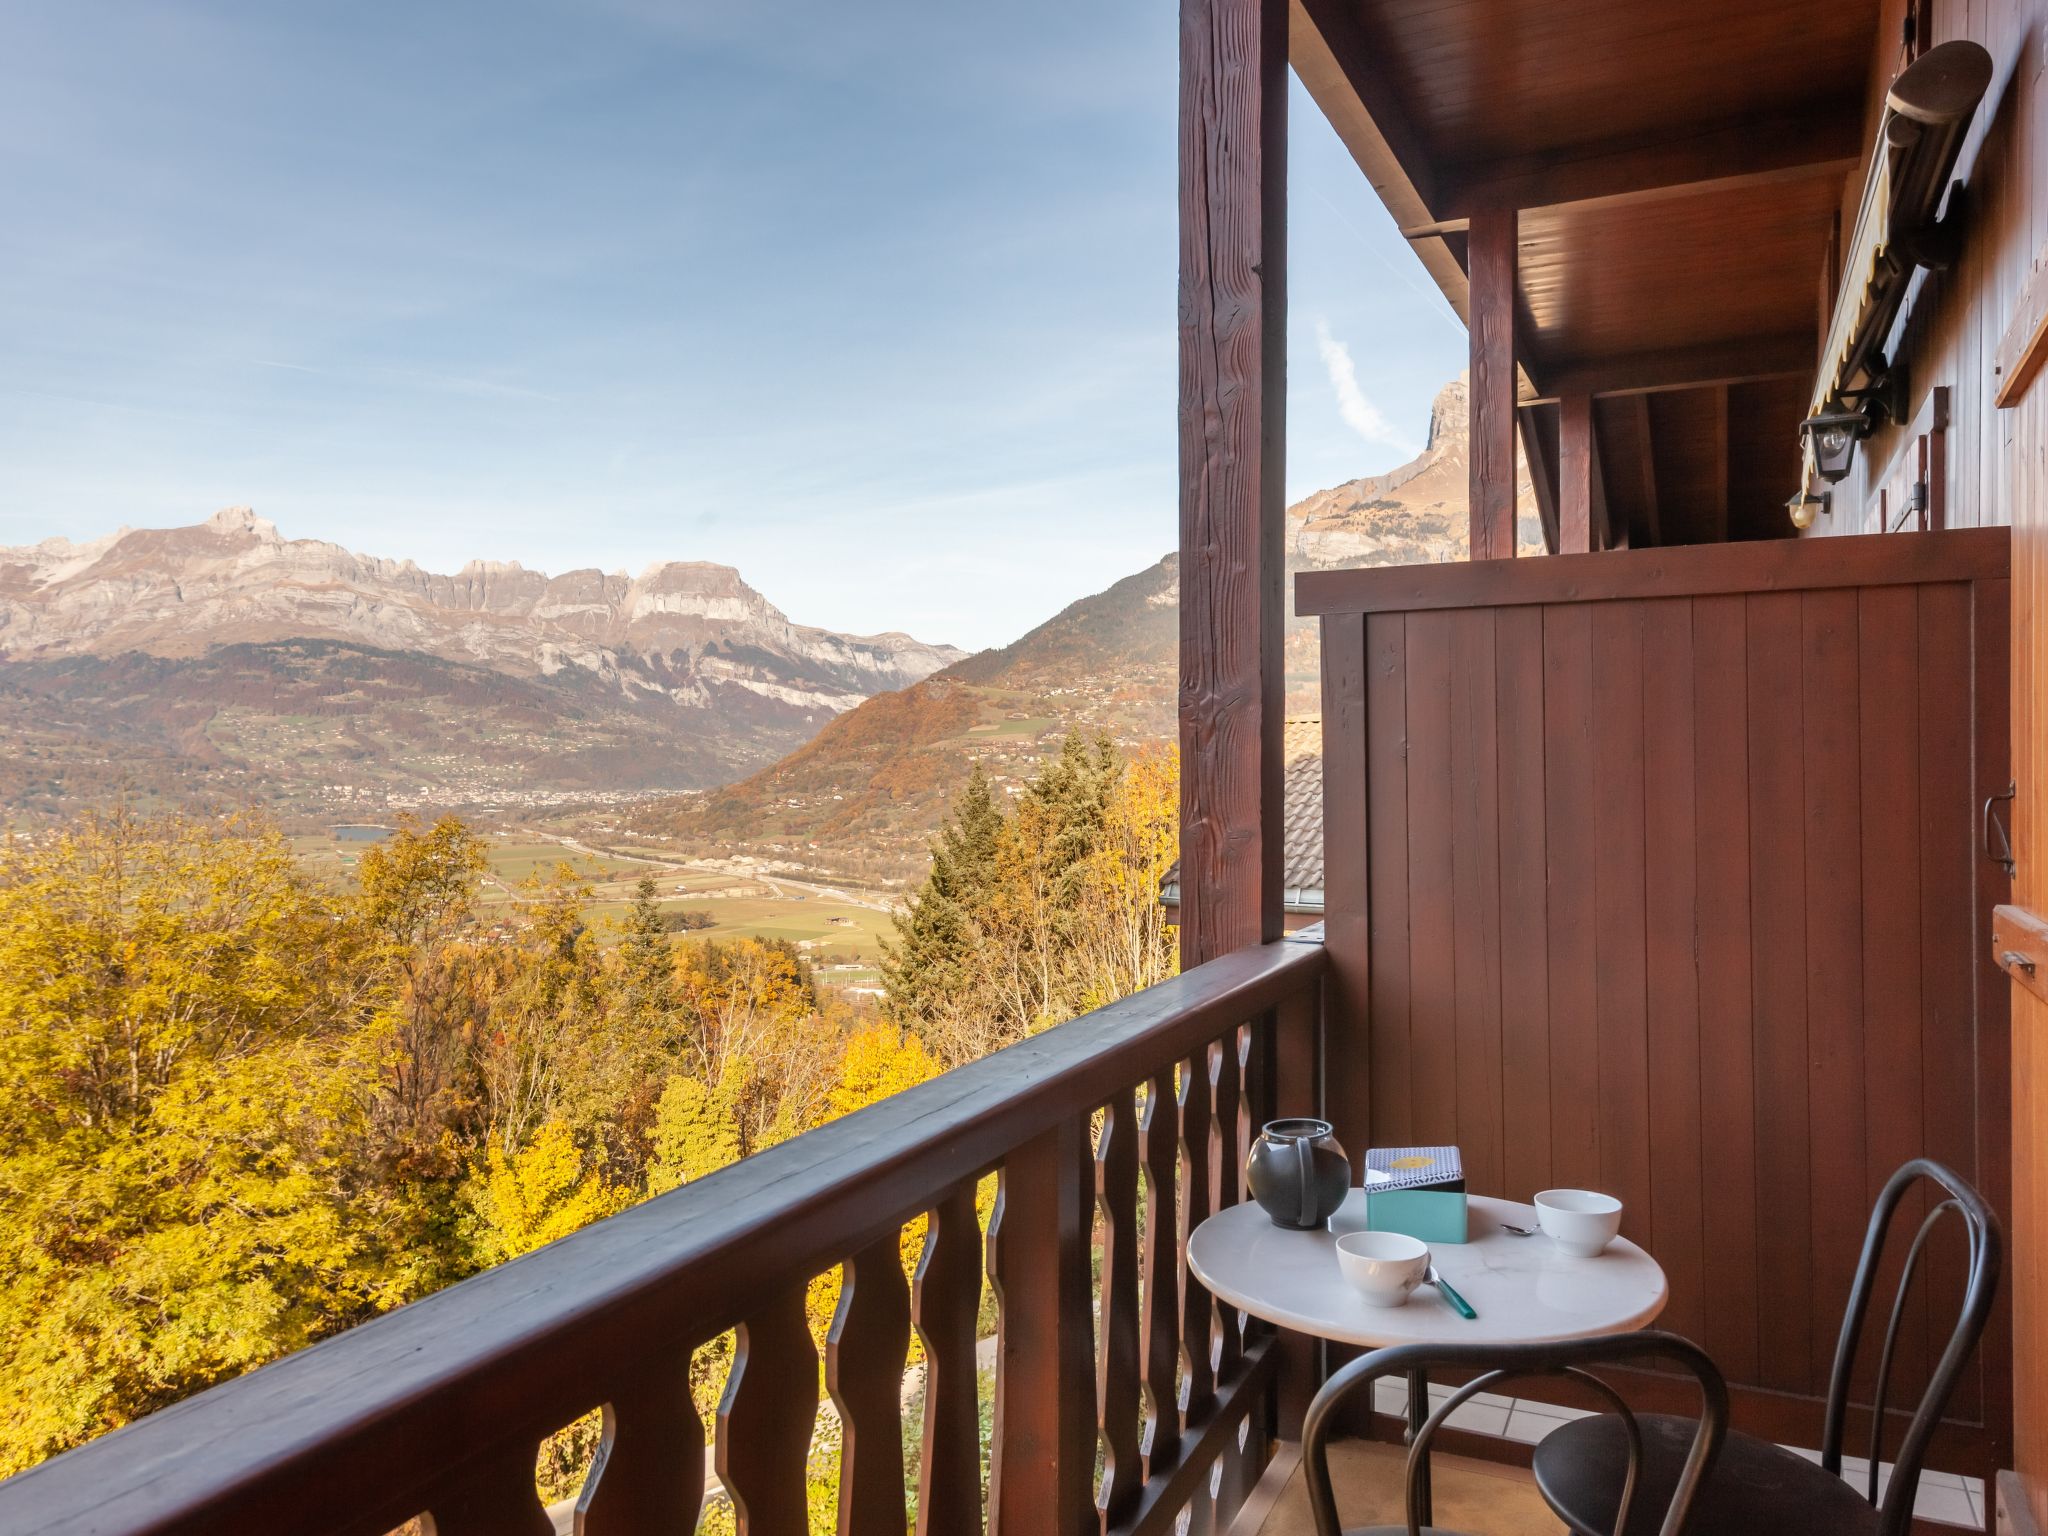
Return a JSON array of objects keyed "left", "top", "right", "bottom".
[{"left": 290, "top": 827, "right": 903, "bottom": 993}]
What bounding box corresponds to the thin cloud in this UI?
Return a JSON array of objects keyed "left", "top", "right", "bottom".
[{"left": 1315, "top": 318, "right": 1420, "bottom": 455}]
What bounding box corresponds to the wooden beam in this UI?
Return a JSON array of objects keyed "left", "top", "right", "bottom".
[
  {"left": 1517, "top": 405, "right": 1561, "bottom": 555},
  {"left": 1708, "top": 385, "right": 1729, "bottom": 543},
  {"left": 1559, "top": 392, "right": 1595, "bottom": 554},
  {"left": 1296, "top": 526, "right": 2013, "bottom": 617},
  {"left": 1437, "top": 106, "right": 1861, "bottom": 219},
  {"left": 1631, "top": 395, "right": 1662, "bottom": 547},
  {"left": 1994, "top": 253, "right": 2048, "bottom": 408},
  {"left": 1290, "top": 0, "right": 1469, "bottom": 321},
  {"left": 1594, "top": 427, "right": 1620, "bottom": 549},
  {"left": 1469, "top": 208, "right": 1519, "bottom": 560},
  {"left": 1522, "top": 333, "right": 1814, "bottom": 404},
  {"left": 1179, "top": 0, "right": 1287, "bottom": 961}
]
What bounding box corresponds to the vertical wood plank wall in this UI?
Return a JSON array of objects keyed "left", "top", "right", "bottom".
[
  {"left": 1306, "top": 529, "right": 2013, "bottom": 1470},
  {"left": 1819, "top": 0, "right": 2046, "bottom": 539},
  {"left": 1802, "top": 0, "right": 2045, "bottom": 1516}
]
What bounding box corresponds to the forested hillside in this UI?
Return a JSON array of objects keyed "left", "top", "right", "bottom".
[{"left": 0, "top": 729, "right": 1178, "bottom": 1502}]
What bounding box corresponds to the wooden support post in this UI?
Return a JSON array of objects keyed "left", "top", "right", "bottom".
[
  {"left": 1631, "top": 395, "right": 1662, "bottom": 547},
  {"left": 1559, "top": 392, "right": 1595, "bottom": 554},
  {"left": 1179, "top": 0, "right": 1287, "bottom": 963},
  {"left": 1593, "top": 419, "right": 1620, "bottom": 549},
  {"left": 1517, "top": 405, "right": 1560, "bottom": 554},
  {"left": 1708, "top": 384, "right": 1729, "bottom": 543},
  {"left": 1468, "top": 208, "right": 1519, "bottom": 560}
]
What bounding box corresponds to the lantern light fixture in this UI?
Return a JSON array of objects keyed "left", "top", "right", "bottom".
[{"left": 1798, "top": 407, "right": 1871, "bottom": 484}]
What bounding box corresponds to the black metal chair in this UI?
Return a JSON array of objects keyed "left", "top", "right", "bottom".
[
  {"left": 1533, "top": 1158, "right": 2002, "bottom": 1536},
  {"left": 1302, "top": 1332, "right": 1728, "bottom": 1536}
]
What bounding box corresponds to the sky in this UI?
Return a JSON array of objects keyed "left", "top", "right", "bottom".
[{"left": 0, "top": 0, "right": 1464, "bottom": 652}]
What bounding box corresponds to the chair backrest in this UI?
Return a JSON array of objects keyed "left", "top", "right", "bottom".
[
  {"left": 1819, "top": 1157, "right": 2002, "bottom": 1536},
  {"left": 1301, "top": 1332, "right": 1727, "bottom": 1536}
]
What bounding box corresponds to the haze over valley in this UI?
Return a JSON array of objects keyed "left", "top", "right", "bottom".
[{"left": 0, "top": 377, "right": 1531, "bottom": 890}]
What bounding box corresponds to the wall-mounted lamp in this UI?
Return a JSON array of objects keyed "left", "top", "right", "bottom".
[
  {"left": 1786, "top": 485, "right": 1829, "bottom": 531},
  {"left": 1798, "top": 408, "right": 1871, "bottom": 483},
  {"left": 1795, "top": 40, "right": 1990, "bottom": 511}
]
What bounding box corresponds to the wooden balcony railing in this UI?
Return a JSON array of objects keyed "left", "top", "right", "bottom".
[{"left": 0, "top": 932, "right": 1327, "bottom": 1536}]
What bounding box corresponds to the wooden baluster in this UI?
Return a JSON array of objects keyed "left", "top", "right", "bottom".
[
  {"left": 828, "top": 1234, "right": 911, "bottom": 1536},
  {"left": 913, "top": 1183, "right": 984, "bottom": 1536},
  {"left": 989, "top": 1119, "right": 1096, "bottom": 1536},
  {"left": 425, "top": 1446, "right": 556, "bottom": 1536},
  {"left": 1238, "top": 1016, "right": 1270, "bottom": 1353},
  {"left": 1209, "top": 1034, "right": 1244, "bottom": 1381},
  {"left": 575, "top": 1370, "right": 706, "bottom": 1536},
  {"left": 718, "top": 1284, "right": 818, "bottom": 1536},
  {"left": 1179, "top": 1050, "right": 1216, "bottom": 1422},
  {"left": 1272, "top": 976, "right": 1325, "bottom": 1439},
  {"left": 1234, "top": 1023, "right": 1257, "bottom": 1206},
  {"left": 1139, "top": 1069, "right": 1183, "bottom": 1475},
  {"left": 1096, "top": 1088, "right": 1144, "bottom": 1528}
]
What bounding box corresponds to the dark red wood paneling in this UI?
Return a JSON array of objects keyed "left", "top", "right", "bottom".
[
  {"left": 1405, "top": 610, "right": 1459, "bottom": 1142},
  {"left": 1449, "top": 609, "right": 1505, "bottom": 1194},
  {"left": 1590, "top": 600, "right": 1651, "bottom": 1247},
  {"left": 1856, "top": 584, "right": 1930, "bottom": 1408},
  {"left": 1745, "top": 588, "right": 1813, "bottom": 1397},
  {"left": 1541, "top": 604, "right": 1601, "bottom": 1193},
  {"left": 1917, "top": 580, "right": 1979, "bottom": 1423},
  {"left": 1311, "top": 530, "right": 2010, "bottom": 1470},
  {"left": 1801, "top": 587, "right": 1866, "bottom": 1404},
  {"left": 1494, "top": 605, "right": 1552, "bottom": 1200},
  {"left": 1640, "top": 598, "right": 1704, "bottom": 1346},
  {"left": 1692, "top": 593, "right": 1760, "bottom": 1386},
  {"left": 1364, "top": 613, "right": 1411, "bottom": 1149}
]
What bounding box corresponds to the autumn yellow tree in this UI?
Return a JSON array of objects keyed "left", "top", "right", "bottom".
[
  {"left": 0, "top": 801, "right": 997, "bottom": 1488},
  {"left": 0, "top": 813, "right": 411, "bottom": 1474}
]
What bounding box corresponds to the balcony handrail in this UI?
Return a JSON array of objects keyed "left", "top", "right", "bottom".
[
  {"left": 1295, "top": 524, "right": 2010, "bottom": 616},
  {"left": 0, "top": 930, "right": 1327, "bottom": 1536}
]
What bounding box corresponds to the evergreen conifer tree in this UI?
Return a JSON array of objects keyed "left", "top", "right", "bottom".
[
  {"left": 618, "top": 874, "right": 676, "bottom": 1024},
  {"left": 882, "top": 764, "right": 1002, "bottom": 1050}
]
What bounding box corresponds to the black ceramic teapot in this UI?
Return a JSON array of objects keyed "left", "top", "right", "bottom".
[{"left": 1245, "top": 1118, "right": 1350, "bottom": 1230}]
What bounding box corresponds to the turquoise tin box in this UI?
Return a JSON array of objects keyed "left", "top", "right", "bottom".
[{"left": 1363, "top": 1145, "right": 1468, "bottom": 1244}]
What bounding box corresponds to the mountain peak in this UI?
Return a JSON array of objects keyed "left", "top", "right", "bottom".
[
  {"left": 1425, "top": 374, "right": 1469, "bottom": 451},
  {"left": 204, "top": 505, "right": 280, "bottom": 542},
  {"left": 0, "top": 510, "right": 965, "bottom": 733}
]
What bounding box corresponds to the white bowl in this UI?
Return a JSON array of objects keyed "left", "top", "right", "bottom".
[
  {"left": 1335, "top": 1231, "right": 1430, "bottom": 1307},
  {"left": 1534, "top": 1189, "right": 1623, "bottom": 1257}
]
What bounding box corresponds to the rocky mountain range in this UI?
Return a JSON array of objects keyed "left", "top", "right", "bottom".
[
  {"left": 626, "top": 376, "right": 1537, "bottom": 880},
  {"left": 0, "top": 375, "right": 1529, "bottom": 847},
  {"left": 0, "top": 509, "right": 963, "bottom": 819}
]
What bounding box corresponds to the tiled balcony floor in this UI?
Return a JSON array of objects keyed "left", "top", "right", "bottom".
[
  {"left": 1245, "top": 1439, "right": 1559, "bottom": 1536},
  {"left": 1367, "top": 1378, "right": 1984, "bottom": 1531},
  {"left": 1240, "top": 1382, "right": 1986, "bottom": 1535}
]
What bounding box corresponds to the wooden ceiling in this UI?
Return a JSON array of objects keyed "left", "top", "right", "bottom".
[
  {"left": 1517, "top": 176, "right": 1845, "bottom": 373},
  {"left": 1347, "top": 0, "right": 1875, "bottom": 173},
  {"left": 1293, "top": 0, "right": 1888, "bottom": 541}
]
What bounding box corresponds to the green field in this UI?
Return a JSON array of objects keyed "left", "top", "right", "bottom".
[
  {"left": 959, "top": 714, "right": 1055, "bottom": 741},
  {"left": 292, "top": 830, "right": 898, "bottom": 971}
]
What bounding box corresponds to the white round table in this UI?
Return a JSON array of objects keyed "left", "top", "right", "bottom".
[
  {"left": 1188, "top": 1191, "right": 1668, "bottom": 1346},
  {"left": 1189, "top": 1190, "right": 1667, "bottom": 1525}
]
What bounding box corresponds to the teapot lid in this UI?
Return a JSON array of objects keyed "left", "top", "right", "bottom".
[{"left": 1262, "top": 1117, "right": 1334, "bottom": 1139}]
